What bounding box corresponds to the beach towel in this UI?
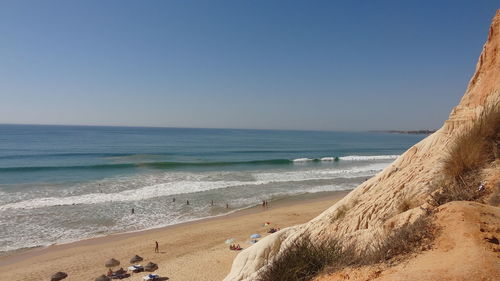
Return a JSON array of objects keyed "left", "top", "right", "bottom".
[
  {"left": 142, "top": 274, "right": 159, "bottom": 280},
  {"left": 128, "top": 265, "right": 144, "bottom": 273}
]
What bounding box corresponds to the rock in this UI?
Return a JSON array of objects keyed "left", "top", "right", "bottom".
[{"left": 224, "top": 10, "right": 500, "bottom": 281}]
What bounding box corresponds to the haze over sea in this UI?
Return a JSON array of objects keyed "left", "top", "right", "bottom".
[{"left": 0, "top": 124, "right": 425, "bottom": 253}]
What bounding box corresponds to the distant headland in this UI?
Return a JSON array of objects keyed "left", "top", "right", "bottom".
[{"left": 370, "top": 129, "right": 436, "bottom": 135}]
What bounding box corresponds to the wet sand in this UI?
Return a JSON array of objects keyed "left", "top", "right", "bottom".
[{"left": 0, "top": 190, "right": 349, "bottom": 281}]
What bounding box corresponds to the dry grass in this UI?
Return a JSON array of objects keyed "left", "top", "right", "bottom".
[
  {"left": 364, "top": 214, "right": 435, "bottom": 264},
  {"left": 488, "top": 181, "right": 500, "bottom": 206},
  {"left": 333, "top": 205, "right": 348, "bottom": 220},
  {"left": 429, "top": 179, "right": 481, "bottom": 206},
  {"left": 397, "top": 198, "right": 414, "bottom": 213},
  {"left": 330, "top": 199, "right": 361, "bottom": 222},
  {"left": 257, "top": 236, "right": 347, "bottom": 281},
  {"left": 259, "top": 215, "right": 435, "bottom": 281},
  {"left": 442, "top": 103, "right": 499, "bottom": 183},
  {"left": 432, "top": 103, "right": 500, "bottom": 206}
]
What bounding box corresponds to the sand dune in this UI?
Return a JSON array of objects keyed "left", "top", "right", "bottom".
[{"left": 224, "top": 10, "right": 500, "bottom": 281}]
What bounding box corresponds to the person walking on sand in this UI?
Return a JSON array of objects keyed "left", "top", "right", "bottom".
[
  {"left": 154, "top": 241, "right": 159, "bottom": 253},
  {"left": 131, "top": 208, "right": 134, "bottom": 215},
  {"left": 186, "top": 200, "right": 190, "bottom": 205}
]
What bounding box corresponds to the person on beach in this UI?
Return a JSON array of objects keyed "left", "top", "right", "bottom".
[
  {"left": 131, "top": 208, "right": 134, "bottom": 214},
  {"left": 262, "top": 200, "right": 265, "bottom": 208},
  {"left": 154, "top": 241, "right": 159, "bottom": 253},
  {"left": 173, "top": 197, "right": 176, "bottom": 202},
  {"left": 226, "top": 203, "right": 229, "bottom": 209},
  {"left": 211, "top": 200, "right": 214, "bottom": 206},
  {"left": 186, "top": 200, "right": 190, "bottom": 205}
]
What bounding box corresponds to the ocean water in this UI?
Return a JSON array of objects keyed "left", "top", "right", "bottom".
[{"left": 0, "top": 124, "right": 425, "bottom": 253}]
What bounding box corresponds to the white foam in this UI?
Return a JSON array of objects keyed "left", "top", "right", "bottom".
[
  {"left": 339, "top": 155, "right": 399, "bottom": 161},
  {"left": 0, "top": 163, "right": 389, "bottom": 211},
  {"left": 0, "top": 180, "right": 244, "bottom": 210},
  {"left": 254, "top": 163, "right": 387, "bottom": 182},
  {"left": 292, "top": 158, "right": 314, "bottom": 162},
  {"left": 292, "top": 155, "right": 399, "bottom": 162}
]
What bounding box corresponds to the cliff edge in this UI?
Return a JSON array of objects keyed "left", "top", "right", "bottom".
[{"left": 224, "top": 10, "right": 500, "bottom": 281}]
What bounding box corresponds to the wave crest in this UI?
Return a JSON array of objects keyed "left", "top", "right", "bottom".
[
  {"left": 0, "top": 163, "right": 390, "bottom": 211},
  {"left": 0, "top": 155, "right": 399, "bottom": 172}
]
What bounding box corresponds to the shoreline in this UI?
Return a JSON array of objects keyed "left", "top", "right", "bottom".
[{"left": 0, "top": 190, "right": 349, "bottom": 281}]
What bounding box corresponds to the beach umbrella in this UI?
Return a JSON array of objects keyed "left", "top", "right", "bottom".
[
  {"left": 144, "top": 262, "right": 158, "bottom": 272},
  {"left": 94, "top": 275, "right": 111, "bottom": 281},
  {"left": 115, "top": 267, "right": 127, "bottom": 274},
  {"left": 225, "top": 238, "right": 235, "bottom": 244},
  {"left": 250, "top": 233, "right": 261, "bottom": 239},
  {"left": 130, "top": 255, "right": 143, "bottom": 264},
  {"left": 105, "top": 258, "right": 120, "bottom": 268},
  {"left": 50, "top": 272, "right": 68, "bottom": 281}
]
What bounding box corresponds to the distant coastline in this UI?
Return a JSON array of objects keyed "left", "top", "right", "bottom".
[{"left": 371, "top": 130, "right": 436, "bottom": 135}]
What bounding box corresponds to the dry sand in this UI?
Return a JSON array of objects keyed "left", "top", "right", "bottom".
[
  {"left": 314, "top": 201, "right": 500, "bottom": 281},
  {"left": 0, "top": 190, "right": 349, "bottom": 281}
]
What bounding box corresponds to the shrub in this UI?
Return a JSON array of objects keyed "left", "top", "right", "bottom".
[
  {"left": 397, "top": 198, "right": 413, "bottom": 213},
  {"left": 332, "top": 205, "right": 348, "bottom": 221},
  {"left": 260, "top": 214, "right": 435, "bottom": 281},
  {"left": 364, "top": 214, "right": 434, "bottom": 264},
  {"left": 432, "top": 103, "right": 499, "bottom": 206},
  {"left": 257, "top": 236, "right": 347, "bottom": 281},
  {"left": 488, "top": 182, "right": 500, "bottom": 206},
  {"left": 442, "top": 102, "right": 499, "bottom": 184},
  {"left": 429, "top": 180, "right": 481, "bottom": 206}
]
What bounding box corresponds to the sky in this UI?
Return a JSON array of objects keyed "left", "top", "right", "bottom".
[{"left": 0, "top": 1, "right": 498, "bottom": 131}]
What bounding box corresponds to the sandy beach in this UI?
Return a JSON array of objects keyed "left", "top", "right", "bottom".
[{"left": 0, "top": 190, "right": 349, "bottom": 281}]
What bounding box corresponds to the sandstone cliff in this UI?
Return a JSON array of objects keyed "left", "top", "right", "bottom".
[{"left": 224, "top": 10, "right": 500, "bottom": 281}]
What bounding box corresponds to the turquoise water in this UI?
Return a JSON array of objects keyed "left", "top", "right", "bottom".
[{"left": 0, "top": 125, "right": 425, "bottom": 253}]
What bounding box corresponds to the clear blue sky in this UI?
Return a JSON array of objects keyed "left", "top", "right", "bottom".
[{"left": 0, "top": 1, "right": 498, "bottom": 131}]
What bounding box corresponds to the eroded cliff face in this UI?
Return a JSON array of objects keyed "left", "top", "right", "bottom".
[{"left": 224, "top": 10, "right": 500, "bottom": 281}]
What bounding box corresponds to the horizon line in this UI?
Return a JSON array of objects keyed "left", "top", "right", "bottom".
[{"left": 0, "top": 122, "right": 437, "bottom": 133}]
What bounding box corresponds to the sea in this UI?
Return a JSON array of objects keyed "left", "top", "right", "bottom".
[{"left": 0, "top": 124, "right": 425, "bottom": 254}]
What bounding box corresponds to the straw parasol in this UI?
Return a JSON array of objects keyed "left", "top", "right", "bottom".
[
  {"left": 50, "top": 272, "right": 68, "bottom": 281},
  {"left": 105, "top": 258, "right": 120, "bottom": 268},
  {"left": 130, "top": 254, "right": 143, "bottom": 264},
  {"left": 94, "top": 275, "right": 111, "bottom": 281},
  {"left": 144, "top": 261, "right": 158, "bottom": 272}
]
